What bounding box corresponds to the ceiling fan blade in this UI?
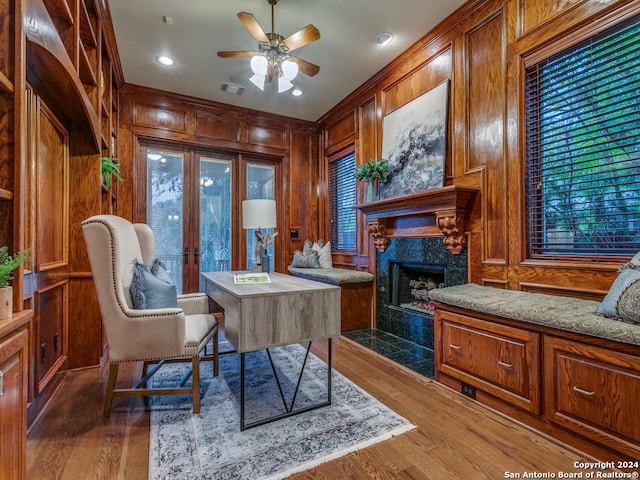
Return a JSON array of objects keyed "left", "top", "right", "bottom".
[
  {"left": 282, "top": 24, "right": 320, "bottom": 52},
  {"left": 237, "top": 12, "right": 269, "bottom": 43},
  {"left": 217, "top": 51, "right": 255, "bottom": 58},
  {"left": 290, "top": 56, "right": 320, "bottom": 77}
]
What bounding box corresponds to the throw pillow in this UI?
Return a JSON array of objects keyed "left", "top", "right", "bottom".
[
  {"left": 596, "top": 265, "right": 640, "bottom": 325},
  {"left": 291, "top": 250, "right": 320, "bottom": 268},
  {"left": 302, "top": 239, "right": 313, "bottom": 256},
  {"left": 312, "top": 240, "right": 333, "bottom": 269},
  {"left": 130, "top": 259, "right": 178, "bottom": 310}
]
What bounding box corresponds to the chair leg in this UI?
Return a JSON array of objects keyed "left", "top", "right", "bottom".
[
  {"left": 104, "top": 363, "right": 119, "bottom": 417},
  {"left": 192, "top": 355, "right": 201, "bottom": 414}
]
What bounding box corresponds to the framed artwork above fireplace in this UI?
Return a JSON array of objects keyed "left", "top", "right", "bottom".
[{"left": 379, "top": 80, "right": 450, "bottom": 200}]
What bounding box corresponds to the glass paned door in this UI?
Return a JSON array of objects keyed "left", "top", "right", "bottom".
[
  {"left": 146, "top": 148, "right": 185, "bottom": 293},
  {"left": 246, "top": 163, "right": 275, "bottom": 271},
  {"left": 199, "top": 157, "right": 232, "bottom": 273}
]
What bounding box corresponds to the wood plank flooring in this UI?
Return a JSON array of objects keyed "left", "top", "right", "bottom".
[{"left": 27, "top": 336, "right": 592, "bottom": 479}]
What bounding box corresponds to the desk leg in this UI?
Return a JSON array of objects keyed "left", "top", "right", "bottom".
[{"left": 240, "top": 338, "right": 333, "bottom": 431}]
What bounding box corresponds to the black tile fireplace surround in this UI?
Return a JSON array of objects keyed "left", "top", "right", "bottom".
[{"left": 375, "top": 236, "right": 468, "bottom": 350}]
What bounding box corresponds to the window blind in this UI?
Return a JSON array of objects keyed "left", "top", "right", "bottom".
[
  {"left": 329, "top": 152, "right": 356, "bottom": 250},
  {"left": 525, "top": 17, "right": 640, "bottom": 259}
]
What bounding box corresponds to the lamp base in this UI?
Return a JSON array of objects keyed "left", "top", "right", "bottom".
[{"left": 261, "top": 255, "right": 270, "bottom": 273}]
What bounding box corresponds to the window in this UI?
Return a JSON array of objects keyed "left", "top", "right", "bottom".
[
  {"left": 525, "top": 18, "right": 640, "bottom": 258},
  {"left": 329, "top": 151, "right": 356, "bottom": 250}
]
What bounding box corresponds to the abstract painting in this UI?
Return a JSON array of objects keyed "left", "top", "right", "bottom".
[{"left": 379, "top": 80, "right": 450, "bottom": 199}]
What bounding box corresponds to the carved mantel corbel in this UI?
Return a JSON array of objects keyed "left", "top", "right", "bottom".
[
  {"left": 436, "top": 213, "right": 466, "bottom": 255},
  {"left": 367, "top": 220, "right": 390, "bottom": 252}
]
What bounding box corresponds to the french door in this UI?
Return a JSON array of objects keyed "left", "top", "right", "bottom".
[{"left": 141, "top": 143, "right": 279, "bottom": 293}]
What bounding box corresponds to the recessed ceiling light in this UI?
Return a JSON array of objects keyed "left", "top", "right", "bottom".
[
  {"left": 375, "top": 32, "right": 394, "bottom": 46},
  {"left": 156, "top": 55, "right": 175, "bottom": 66},
  {"left": 292, "top": 88, "right": 302, "bottom": 97}
]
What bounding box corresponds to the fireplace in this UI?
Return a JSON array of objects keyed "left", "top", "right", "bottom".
[
  {"left": 376, "top": 237, "right": 467, "bottom": 349},
  {"left": 389, "top": 261, "right": 446, "bottom": 313}
]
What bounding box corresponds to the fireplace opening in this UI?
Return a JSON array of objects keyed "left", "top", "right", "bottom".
[{"left": 389, "top": 261, "right": 446, "bottom": 313}]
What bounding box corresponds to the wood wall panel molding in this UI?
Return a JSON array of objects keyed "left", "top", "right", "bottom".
[
  {"left": 194, "top": 113, "right": 240, "bottom": 142},
  {"left": 247, "top": 124, "right": 287, "bottom": 148},
  {"left": 324, "top": 111, "right": 356, "bottom": 151},
  {"left": 518, "top": 0, "right": 587, "bottom": 37},
  {"left": 518, "top": 282, "right": 607, "bottom": 301},
  {"left": 133, "top": 102, "right": 186, "bottom": 132}
]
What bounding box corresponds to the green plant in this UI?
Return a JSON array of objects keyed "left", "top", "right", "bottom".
[
  {"left": 0, "top": 247, "right": 31, "bottom": 288},
  {"left": 355, "top": 158, "right": 389, "bottom": 183},
  {"left": 101, "top": 157, "right": 124, "bottom": 190}
]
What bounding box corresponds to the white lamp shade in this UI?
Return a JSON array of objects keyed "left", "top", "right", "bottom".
[
  {"left": 249, "top": 74, "right": 266, "bottom": 90},
  {"left": 281, "top": 59, "right": 298, "bottom": 80},
  {"left": 242, "top": 199, "right": 276, "bottom": 229},
  {"left": 278, "top": 77, "right": 294, "bottom": 93},
  {"left": 250, "top": 55, "right": 268, "bottom": 75}
]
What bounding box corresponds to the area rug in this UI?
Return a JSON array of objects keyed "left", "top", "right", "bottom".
[{"left": 148, "top": 342, "right": 415, "bottom": 480}]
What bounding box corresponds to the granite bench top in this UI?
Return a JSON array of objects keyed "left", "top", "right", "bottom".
[
  {"left": 429, "top": 283, "right": 640, "bottom": 347},
  {"left": 287, "top": 267, "right": 374, "bottom": 286}
]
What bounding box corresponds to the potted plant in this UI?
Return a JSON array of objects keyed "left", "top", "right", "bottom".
[
  {"left": 101, "top": 156, "right": 125, "bottom": 190},
  {"left": 355, "top": 158, "right": 389, "bottom": 202},
  {"left": 0, "top": 246, "right": 31, "bottom": 320}
]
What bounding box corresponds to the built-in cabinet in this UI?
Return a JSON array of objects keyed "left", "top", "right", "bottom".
[
  {"left": 434, "top": 306, "right": 640, "bottom": 463},
  {"left": 0, "top": 312, "right": 32, "bottom": 480}
]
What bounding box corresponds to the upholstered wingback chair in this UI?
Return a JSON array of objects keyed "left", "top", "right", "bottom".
[{"left": 82, "top": 215, "right": 218, "bottom": 416}]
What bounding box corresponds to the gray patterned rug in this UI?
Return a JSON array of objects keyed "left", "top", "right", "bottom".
[{"left": 148, "top": 342, "right": 415, "bottom": 480}]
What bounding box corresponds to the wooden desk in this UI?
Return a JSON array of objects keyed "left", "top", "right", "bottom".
[
  {"left": 203, "top": 271, "right": 341, "bottom": 352},
  {"left": 202, "top": 271, "right": 341, "bottom": 429}
]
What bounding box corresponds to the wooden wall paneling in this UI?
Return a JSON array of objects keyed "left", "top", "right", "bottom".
[
  {"left": 287, "top": 129, "right": 314, "bottom": 261},
  {"left": 247, "top": 124, "right": 287, "bottom": 149},
  {"left": 194, "top": 113, "right": 240, "bottom": 142},
  {"left": 467, "top": 9, "right": 508, "bottom": 266},
  {"left": 0, "top": 93, "right": 14, "bottom": 247},
  {"left": 357, "top": 96, "right": 377, "bottom": 261},
  {"left": 133, "top": 102, "right": 186, "bottom": 132},
  {"left": 518, "top": 0, "right": 587, "bottom": 37},
  {"left": 34, "top": 282, "right": 66, "bottom": 391},
  {"left": 67, "top": 125, "right": 101, "bottom": 368},
  {"left": 324, "top": 111, "right": 356, "bottom": 152}
]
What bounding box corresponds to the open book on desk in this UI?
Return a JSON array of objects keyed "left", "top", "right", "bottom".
[{"left": 233, "top": 272, "right": 272, "bottom": 284}]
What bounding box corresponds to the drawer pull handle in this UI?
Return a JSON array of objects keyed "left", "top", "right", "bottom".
[
  {"left": 573, "top": 386, "right": 595, "bottom": 396},
  {"left": 449, "top": 344, "right": 462, "bottom": 350},
  {"left": 498, "top": 361, "right": 514, "bottom": 369}
]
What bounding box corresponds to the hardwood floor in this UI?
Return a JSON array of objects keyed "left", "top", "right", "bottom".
[{"left": 27, "top": 336, "right": 592, "bottom": 479}]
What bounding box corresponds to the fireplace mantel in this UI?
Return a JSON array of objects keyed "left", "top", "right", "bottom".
[{"left": 355, "top": 185, "right": 478, "bottom": 254}]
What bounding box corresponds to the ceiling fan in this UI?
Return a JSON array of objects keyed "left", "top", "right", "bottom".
[{"left": 217, "top": 0, "right": 320, "bottom": 92}]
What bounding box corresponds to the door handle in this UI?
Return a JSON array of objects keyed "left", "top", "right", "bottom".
[
  {"left": 184, "top": 247, "right": 189, "bottom": 265},
  {"left": 194, "top": 246, "right": 199, "bottom": 265}
]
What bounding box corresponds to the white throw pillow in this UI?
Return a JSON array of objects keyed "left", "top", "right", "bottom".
[{"left": 312, "top": 240, "right": 333, "bottom": 268}]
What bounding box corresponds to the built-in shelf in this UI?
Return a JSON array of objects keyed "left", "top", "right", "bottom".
[{"left": 355, "top": 185, "right": 478, "bottom": 254}]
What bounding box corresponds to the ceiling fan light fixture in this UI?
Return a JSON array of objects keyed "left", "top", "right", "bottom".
[
  {"left": 250, "top": 55, "right": 269, "bottom": 75},
  {"left": 250, "top": 74, "right": 266, "bottom": 90},
  {"left": 281, "top": 59, "right": 298, "bottom": 80},
  {"left": 278, "top": 76, "right": 294, "bottom": 93}
]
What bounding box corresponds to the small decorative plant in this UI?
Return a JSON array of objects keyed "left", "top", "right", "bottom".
[
  {"left": 355, "top": 158, "right": 389, "bottom": 183},
  {"left": 101, "top": 157, "right": 124, "bottom": 190},
  {"left": 0, "top": 247, "right": 31, "bottom": 288}
]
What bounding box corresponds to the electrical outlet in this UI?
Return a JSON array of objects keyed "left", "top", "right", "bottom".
[{"left": 461, "top": 382, "right": 476, "bottom": 399}]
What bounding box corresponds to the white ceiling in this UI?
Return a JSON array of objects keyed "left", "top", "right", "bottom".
[{"left": 108, "top": 0, "right": 468, "bottom": 122}]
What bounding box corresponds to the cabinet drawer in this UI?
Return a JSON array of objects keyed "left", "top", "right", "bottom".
[
  {"left": 436, "top": 311, "right": 540, "bottom": 413},
  {"left": 544, "top": 337, "right": 640, "bottom": 458}
]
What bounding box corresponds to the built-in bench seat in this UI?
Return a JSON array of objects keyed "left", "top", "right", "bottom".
[
  {"left": 287, "top": 266, "right": 374, "bottom": 332},
  {"left": 429, "top": 283, "right": 640, "bottom": 346}
]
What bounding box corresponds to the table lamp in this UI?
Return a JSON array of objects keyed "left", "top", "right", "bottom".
[{"left": 242, "top": 199, "right": 277, "bottom": 272}]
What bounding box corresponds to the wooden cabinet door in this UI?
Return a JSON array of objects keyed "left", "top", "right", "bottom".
[
  {"left": 31, "top": 97, "right": 69, "bottom": 394},
  {"left": 544, "top": 336, "right": 640, "bottom": 458},
  {"left": 0, "top": 329, "right": 29, "bottom": 480}
]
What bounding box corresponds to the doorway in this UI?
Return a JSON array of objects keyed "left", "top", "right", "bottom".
[{"left": 140, "top": 143, "right": 280, "bottom": 293}]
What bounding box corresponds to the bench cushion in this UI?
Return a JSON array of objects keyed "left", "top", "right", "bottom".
[
  {"left": 287, "top": 266, "right": 374, "bottom": 286},
  {"left": 429, "top": 283, "right": 640, "bottom": 347}
]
